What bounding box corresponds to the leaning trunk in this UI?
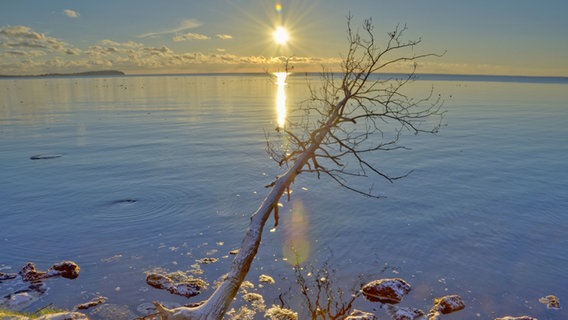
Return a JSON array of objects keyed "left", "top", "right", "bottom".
[{"left": 154, "top": 96, "right": 349, "bottom": 320}]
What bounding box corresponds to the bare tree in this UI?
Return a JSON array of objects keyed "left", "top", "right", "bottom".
[{"left": 154, "top": 16, "right": 444, "bottom": 320}]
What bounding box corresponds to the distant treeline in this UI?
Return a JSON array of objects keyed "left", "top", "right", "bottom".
[{"left": 0, "top": 70, "right": 125, "bottom": 78}]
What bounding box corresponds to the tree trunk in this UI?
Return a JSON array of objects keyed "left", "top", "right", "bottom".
[{"left": 154, "top": 96, "right": 349, "bottom": 320}]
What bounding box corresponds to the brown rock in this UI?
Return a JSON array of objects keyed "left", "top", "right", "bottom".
[
  {"left": 20, "top": 262, "right": 46, "bottom": 281},
  {"left": 146, "top": 273, "right": 174, "bottom": 290},
  {"left": 145, "top": 272, "right": 205, "bottom": 298},
  {"left": 431, "top": 294, "right": 465, "bottom": 314},
  {"left": 49, "top": 261, "right": 80, "bottom": 279},
  {"left": 361, "top": 278, "right": 411, "bottom": 304}
]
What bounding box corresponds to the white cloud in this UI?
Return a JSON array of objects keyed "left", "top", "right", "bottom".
[
  {"left": 216, "top": 34, "right": 233, "bottom": 40},
  {"left": 0, "top": 25, "right": 78, "bottom": 54},
  {"left": 173, "top": 33, "right": 210, "bottom": 42},
  {"left": 139, "top": 19, "right": 202, "bottom": 38},
  {"left": 63, "top": 9, "right": 80, "bottom": 18}
]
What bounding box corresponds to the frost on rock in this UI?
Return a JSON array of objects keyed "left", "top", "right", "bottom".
[
  {"left": 345, "top": 309, "right": 377, "bottom": 320},
  {"left": 428, "top": 294, "right": 465, "bottom": 319},
  {"left": 259, "top": 274, "right": 275, "bottom": 284},
  {"left": 264, "top": 305, "right": 298, "bottom": 320},
  {"left": 538, "top": 295, "right": 560, "bottom": 309},
  {"left": 243, "top": 293, "right": 266, "bottom": 312},
  {"left": 145, "top": 271, "right": 207, "bottom": 298},
  {"left": 361, "top": 278, "right": 411, "bottom": 304},
  {"left": 386, "top": 305, "right": 425, "bottom": 320}
]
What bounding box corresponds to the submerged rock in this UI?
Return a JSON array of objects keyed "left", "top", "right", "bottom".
[
  {"left": 90, "top": 304, "right": 134, "bottom": 320},
  {"left": 76, "top": 296, "right": 107, "bottom": 310},
  {"left": 361, "top": 278, "right": 411, "bottom": 304},
  {"left": 1, "top": 291, "right": 38, "bottom": 310},
  {"left": 19, "top": 261, "right": 80, "bottom": 282},
  {"left": 196, "top": 257, "right": 218, "bottom": 264},
  {"left": 345, "top": 309, "right": 377, "bottom": 320},
  {"left": 30, "top": 154, "right": 63, "bottom": 160},
  {"left": 495, "top": 317, "right": 537, "bottom": 320},
  {"left": 538, "top": 294, "right": 560, "bottom": 309},
  {"left": 36, "top": 312, "right": 89, "bottom": 320},
  {"left": 0, "top": 272, "right": 18, "bottom": 281},
  {"left": 386, "top": 305, "right": 425, "bottom": 320},
  {"left": 145, "top": 272, "right": 206, "bottom": 298}
]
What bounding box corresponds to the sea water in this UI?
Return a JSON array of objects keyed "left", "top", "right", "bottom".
[{"left": 1, "top": 74, "right": 567, "bottom": 319}]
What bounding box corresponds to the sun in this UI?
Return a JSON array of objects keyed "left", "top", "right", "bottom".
[{"left": 273, "top": 26, "right": 290, "bottom": 45}]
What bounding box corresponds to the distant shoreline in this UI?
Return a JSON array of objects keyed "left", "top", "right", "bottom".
[
  {"left": 0, "top": 70, "right": 125, "bottom": 78},
  {"left": 1, "top": 70, "right": 566, "bottom": 84}
]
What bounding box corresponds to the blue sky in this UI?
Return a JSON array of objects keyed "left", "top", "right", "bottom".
[{"left": 1, "top": 0, "right": 567, "bottom": 75}]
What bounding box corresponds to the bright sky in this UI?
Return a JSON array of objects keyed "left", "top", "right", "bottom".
[{"left": 1, "top": 0, "right": 567, "bottom": 76}]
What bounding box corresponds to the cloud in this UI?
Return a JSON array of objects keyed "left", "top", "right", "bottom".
[
  {"left": 63, "top": 9, "right": 80, "bottom": 18},
  {"left": 0, "top": 25, "right": 78, "bottom": 54},
  {"left": 216, "top": 34, "right": 233, "bottom": 40},
  {"left": 139, "top": 19, "right": 202, "bottom": 38},
  {"left": 173, "top": 33, "right": 210, "bottom": 42},
  {"left": 0, "top": 24, "right": 341, "bottom": 74}
]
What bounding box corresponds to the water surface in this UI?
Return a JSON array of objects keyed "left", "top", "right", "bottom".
[{"left": 1, "top": 74, "right": 567, "bottom": 319}]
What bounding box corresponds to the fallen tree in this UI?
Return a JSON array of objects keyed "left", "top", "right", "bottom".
[{"left": 154, "top": 16, "right": 445, "bottom": 320}]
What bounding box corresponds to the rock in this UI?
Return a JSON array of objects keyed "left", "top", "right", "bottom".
[
  {"left": 76, "top": 296, "right": 107, "bottom": 310},
  {"left": 3, "top": 291, "right": 37, "bottom": 309},
  {"left": 30, "top": 154, "right": 63, "bottom": 160},
  {"left": 196, "top": 257, "right": 218, "bottom": 264},
  {"left": 20, "top": 261, "right": 80, "bottom": 281},
  {"left": 90, "top": 304, "right": 134, "bottom": 320},
  {"left": 538, "top": 295, "right": 560, "bottom": 309},
  {"left": 495, "top": 317, "right": 537, "bottom": 320},
  {"left": 48, "top": 261, "right": 80, "bottom": 279},
  {"left": 145, "top": 272, "right": 206, "bottom": 298},
  {"left": 0, "top": 272, "right": 17, "bottom": 281},
  {"left": 259, "top": 274, "right": 275, "bottom": 284},
  {"left": 430, "top": 294, "right": 465, "bottom": 314},
  {"left": 345, "top": 309, "right": 377, "bottom": 320},
  {"left": 361, "top": 278, "right": 411, "bottom": 304},
  {"left": 36, "top": 312, "right": 89, "bottom": 320},
  {"left": 19, "top": 262, "right": 46, "bottom": 281},
  {"left": 264, "top": 305, "right": 298, "bottom": 320},
  {"left": 386, "top": 305, "right": 425, "bottom": 320},
  {"left": 146, "top": 273, "right": 174, "bottom": 289}
]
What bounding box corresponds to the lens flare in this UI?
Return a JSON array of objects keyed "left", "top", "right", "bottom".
[
  {"left": 275, "top": 3, "right": 282, "bottom": 12},
  {"left": 282, "top": 200, "right": 310, "bottom": 265}
]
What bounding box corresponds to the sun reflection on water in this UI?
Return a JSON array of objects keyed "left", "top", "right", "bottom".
[{"left": 274, "top": 72, "right": 287, "bottom": 128}]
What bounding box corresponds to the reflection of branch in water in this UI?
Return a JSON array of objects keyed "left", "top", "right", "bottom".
[{"left": 280, "top": 259, "right": 365, "bottom": 320}]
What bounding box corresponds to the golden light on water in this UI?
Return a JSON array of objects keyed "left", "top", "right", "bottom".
[
  {"left": 274, "top": 72, "right": 287, "bottom": 128},
  {"left": 282, "top": 200, "right": 310, "bottom": 265}
]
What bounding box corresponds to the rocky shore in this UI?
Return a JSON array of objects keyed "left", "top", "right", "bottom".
[{"left": 0, "top": 261, "right": 561, "bottom": 320}]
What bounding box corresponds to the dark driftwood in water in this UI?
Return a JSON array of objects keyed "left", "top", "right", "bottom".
[{"left": 154, "top": 17, "right": 444, "bottom": 320}]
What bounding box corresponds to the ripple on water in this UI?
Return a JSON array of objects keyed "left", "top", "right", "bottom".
[{"left": 91, "top": 186, "right": 194, "bottom": 228}]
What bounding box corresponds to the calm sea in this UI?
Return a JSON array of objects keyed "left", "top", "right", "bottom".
[{"left": 1, "top": 74, "right": 567, "bottom": 319}]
